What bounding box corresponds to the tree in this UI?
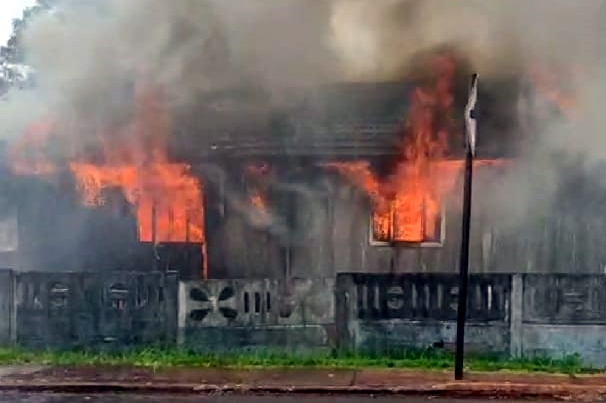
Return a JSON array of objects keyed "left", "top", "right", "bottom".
[{"left": 0, "top": 0, "right": 55, "bottom": 95}]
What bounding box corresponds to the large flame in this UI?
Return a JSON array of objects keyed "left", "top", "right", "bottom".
[
  {"left": 8, "top": 52, "right": 565, "bottom": 271},
  {"left": 323, "top": 54, "right": 497, "bottom": 243},
  {"left": 9, "top": 79, "right": 207, "bottom": 277},
  {"left": 70, "top": 81, "right": 207, "bottom": 276}
]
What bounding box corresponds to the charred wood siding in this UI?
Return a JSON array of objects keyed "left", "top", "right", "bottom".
[
  {"left": 203, "top": 172, "right": 286, "bottom": 279},
  {"left": 205, "top": 163, "right": 606, "bottom": 278}
]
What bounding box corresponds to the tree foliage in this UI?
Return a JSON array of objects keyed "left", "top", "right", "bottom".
[{"left": 1, "top": 0, "right": 55, "bottom": 94}]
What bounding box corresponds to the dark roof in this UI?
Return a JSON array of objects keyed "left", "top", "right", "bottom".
[{"left": 170, "top": 77, "right": 530, "bottom": 162}]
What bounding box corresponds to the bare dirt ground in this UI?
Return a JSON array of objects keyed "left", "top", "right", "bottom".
[{"left": 1, "top": 365, "right": 606, "bottom": 400}]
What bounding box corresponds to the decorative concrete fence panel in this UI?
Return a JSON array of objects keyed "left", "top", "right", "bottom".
[
  {"left": 15, "top": 271, "right": 76, "bottom": 348},
  {"left": 6, "top": 268, "right": 606, "bottom": 367},
  {"left": 0, "top": 269, "right": 14, "bottom": 344},
  {"left": 178, "top": 278, "right": 335, "bottom": 352},
  {"left": 519, "top": 274, "right": 606, "bottom": 366},
  {"left": 15, "top": 271, "right": 178, "bottom": 349},
  {"left": 336, "top": 273, "right": 512, "bottom": 355}
]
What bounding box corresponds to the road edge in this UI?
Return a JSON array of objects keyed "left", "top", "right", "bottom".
[{"left": 1, "top": 381, "right": 606, "bottom": 400}]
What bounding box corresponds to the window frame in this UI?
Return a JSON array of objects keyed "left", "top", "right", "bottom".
[{"left": 368, "top": 203, "right": 446, "bottom": 247}]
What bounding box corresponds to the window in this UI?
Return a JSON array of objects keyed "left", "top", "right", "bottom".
[{"left": 369, "top": 192, "right": 445, "bottom": 247}]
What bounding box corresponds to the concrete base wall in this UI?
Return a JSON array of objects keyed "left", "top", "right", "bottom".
[
  {"left": 1, "top": 269, "right": 606, "bottom": 367},
  {"left": 336, "top": 272, "right": 606, "bottom": 367},
  {"left": 178, "top": 278, "right": 335, "bottom": 352},
  {"left": 0, "top": 269, "right": 14, "bottom": 344},
  {"left": 351, "top": 321, "right": 509, "bottom": 355},
  {"left": 522, "top": 325, "right": 606, "bottom": 366},
  {"left": 10, "top": 271, "right": 177, "bottom": 350}
]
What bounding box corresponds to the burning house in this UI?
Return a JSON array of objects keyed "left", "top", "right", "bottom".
[
  {"left": 0, "top": 0, "right": 604, "bottom": 283},
  {"left": 0, "top": 0, "right": 605, "bottom": 362},
  {"left": 2, "top": 45, "right": 591, "bottom": 280}
]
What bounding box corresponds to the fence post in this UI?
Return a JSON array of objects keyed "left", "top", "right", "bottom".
[
  {"left": 509, "top": 274, "right": 523, "bottom": 358},
  {"left": 8, "top": 269, "right": 17, "bottom": 345},
  {"left": 177, "top": 280, "right": 187, "bottom": 346}
]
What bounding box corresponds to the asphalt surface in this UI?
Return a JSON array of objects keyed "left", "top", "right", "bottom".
[
  {"left": 2, "top": 395, "right": 411, "bottom": 402},
  {"left": 0, "top": 395, "right": 577, "bottom": 403}
]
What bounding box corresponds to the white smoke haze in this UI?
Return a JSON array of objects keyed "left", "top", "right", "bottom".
[
  {"left": 9, "top": 0, "right": 605, "bottom": 122},
  {"left": 330, "top": 0, "right": 604, "bottom": 79},
  {"left": 0, "top": 0, "right": 604, "bottom": 232},
  {"left": 329, "top": 0, "right": 604, "bottom": 230}
]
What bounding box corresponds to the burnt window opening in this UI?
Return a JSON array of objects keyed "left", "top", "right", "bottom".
[
  {"left": 369, "top": 196, "right": 445, "bottom": 247},
  {"left": 144, "top": 202, "right": 203, "bottom": 245}
]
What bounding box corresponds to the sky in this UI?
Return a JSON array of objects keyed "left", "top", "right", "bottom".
[{"left": 0, "top": 0, "right": 37, "bottom": 49}]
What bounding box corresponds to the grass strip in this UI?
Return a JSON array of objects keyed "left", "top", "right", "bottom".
[{"left": 0, "top": 346, "right": 601, "bottom": 374}]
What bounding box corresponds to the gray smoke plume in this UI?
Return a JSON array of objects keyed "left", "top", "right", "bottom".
[
  {"left": 328, "top": 0, "right": 605, "bottom": 231},
  {"left": 4, "top": 0, "right": 603, "bottom": 135},
  {"left": 0, "top": 0, "right": 604, "bottom": 235},
  {"left": 329, "top": 0, "right": 604, "bottom": 79}
]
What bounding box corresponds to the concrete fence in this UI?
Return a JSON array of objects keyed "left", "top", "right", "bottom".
[
  {"left": 335, "top": 273, "right": 512, "bottom": 355},
  {"left": 178, "top": 277, "right": 335, "bottom": 351},
  {"left": 0, "top": 269, "right": 178, "bottom": 349},
  {"left": 335, "top": 273, "right": 606, "bottom": 366},
  {"left": 1, "top": 268, "right": 605, "bottom": 366}
]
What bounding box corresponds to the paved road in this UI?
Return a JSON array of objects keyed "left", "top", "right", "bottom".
[
  {"left": 1, "top": 395, "right": 413, "bottom": 403},
  {"left": 0, "top": 395, "right": 577, "bottom": 403}
]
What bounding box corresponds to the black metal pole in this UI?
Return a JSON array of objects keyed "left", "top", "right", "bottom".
[
  {"left": 454, "top": 142, "right": 473, "bottom": 380},
  {"left": 455, "top": 74, "right": 478, "bottom": 381},
  {"left": 454, "top": 73, "right": 478, "bottom": 381}
]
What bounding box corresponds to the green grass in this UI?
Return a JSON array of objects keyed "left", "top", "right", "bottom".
[{"left": 0, "top": 346, "right": 601, "bottom": 374}]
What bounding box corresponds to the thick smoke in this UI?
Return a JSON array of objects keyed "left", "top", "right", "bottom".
[
  {"left": 1, "top": 0, "right": 605, "bottom": 234},
  {"left": 330, "top": 0, "right": 604, "bottom": 80},
  {"left": 5, "top": 0, "right": 604, "bottom": 134},
  {"left": 328, "top": 0, "right": 605, "bottom": 230},
  {"left": 12, "top": 0, "right": 339, "bottom": 126}
]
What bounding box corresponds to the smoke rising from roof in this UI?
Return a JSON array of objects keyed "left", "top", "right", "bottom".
[
  {"left": 330, "top": 0, "right": 603, "bottom": 80},
  {"left": 1, "top": 0, "right": 605, "bottom": 236},
  {"left": 1, "top": 0, "right": 601, "bottom": 126}
]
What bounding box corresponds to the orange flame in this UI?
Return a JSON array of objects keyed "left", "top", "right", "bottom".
[
  {"left": 528, "top": 64, "right": 578, "bottom": 117},
  {"left": 249, "top": 192, "right": 266, "bottom": 211},
  {"left": 8, "top": 120, "right": 58, "bottom": 176},
  {"left": 244, "top": 163, "right": 271, "bottom": 225},
  {"left": 324, "top": 54, "right": 460, "bottom": 243},
  {"left": 9, "top": 78, "right": 207, "bottom": 277},
  {"left": 69, "top": 162, "right": 204, "bottom": 245},
  {"left": 70, "top": 80, "right": 207, "bottom": 276},
  {"left": 323, "top": 159, "right": 505, "bottom": 243}
]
